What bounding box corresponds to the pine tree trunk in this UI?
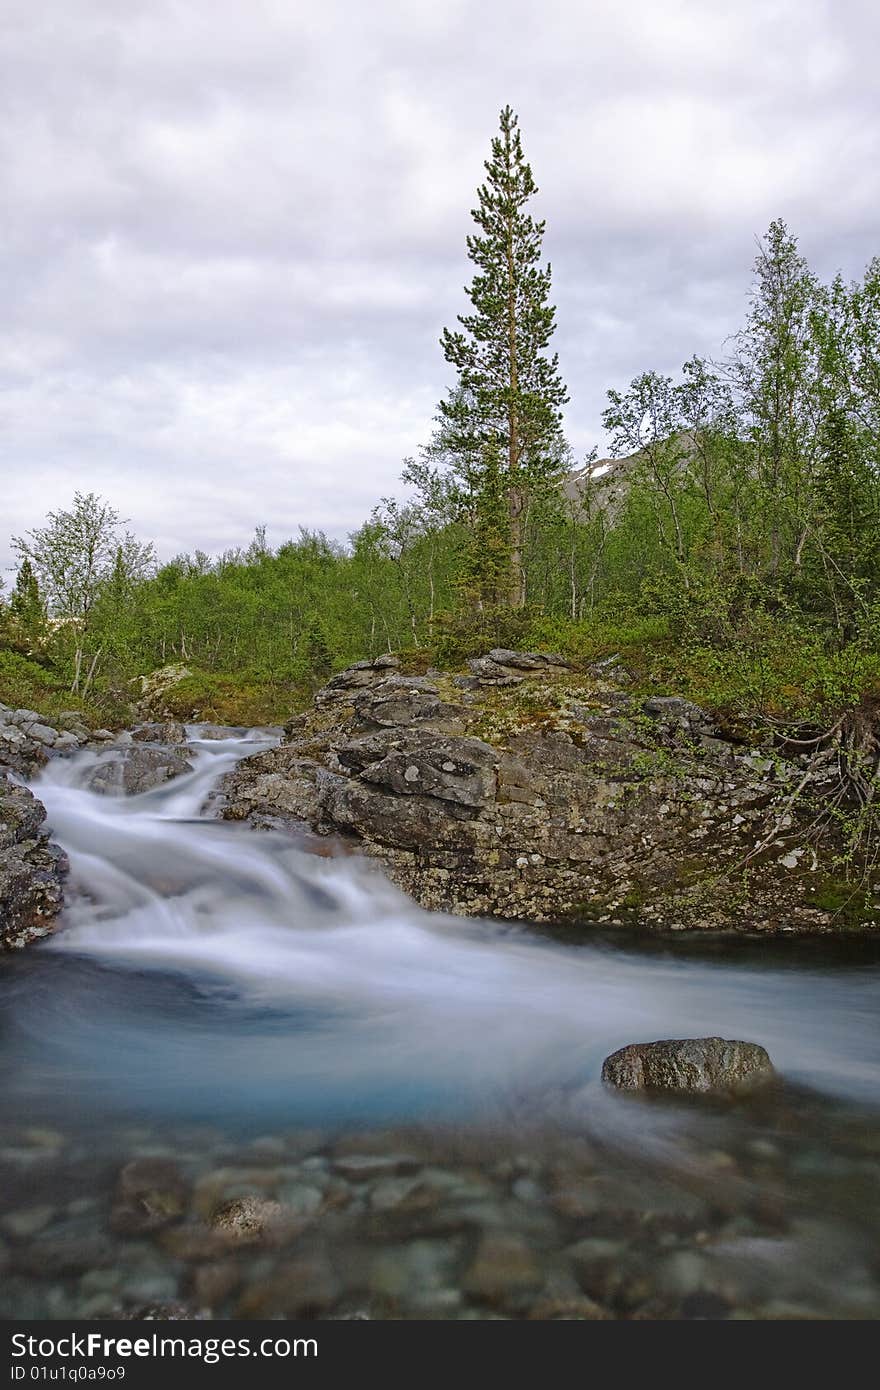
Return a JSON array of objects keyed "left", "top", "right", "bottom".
[{"left": 509, "top": 486, "right": 525, "bottom": 609}]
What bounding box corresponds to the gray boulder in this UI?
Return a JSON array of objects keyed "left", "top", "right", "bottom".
[
  {"left": 487, "top": 649, "right": 570, "bottom": 670},
  {"left": 354, "top": 729, "right": 496, "bottom": 808},
  {"left": 137, "top": 663, "right": 192, "bottom": 718},
  {"left": 315, "top": 654, "right": 400, "bottom": 706},
  {"left": 84, "top": 746, "right": 193, "bottom": 796},
  {"left": 0, "top": 773, "right": 67, "bottom": 948},
  {"left": 463, "top": 648, "right": 572, "bottom": 688},
  {"left": 16, "top": 720, "right": 58, "bottom": 747},
  {"left": 0, "top": 721, "right": 46, "bottom": 777},
  {"left": 601, "top": 1038, "right": 776, "bottom": 1095},
  {"left": 642, "top": 696, "right": 717, "bottom": 738},
  {"left": 131, "top": 721, "right": 188, "bottom": 745},
  {"left": 55, "top": 711, "right": 91, "bottom": 739},
  {"left": 351, "top": 676, "right": 459, "bottom": 730}
]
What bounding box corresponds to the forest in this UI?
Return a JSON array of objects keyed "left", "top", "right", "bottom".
[{"left": 2, "top": 111, "right": 880, "bottom": 734}]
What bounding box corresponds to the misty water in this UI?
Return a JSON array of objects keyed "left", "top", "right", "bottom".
[{"left": 1, "top": 732, "right": 879, "bottom": 1319}]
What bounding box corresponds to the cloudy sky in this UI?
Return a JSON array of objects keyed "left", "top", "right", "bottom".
[{"left": 1, "top": 0, "right": 877, "bottom": 572}]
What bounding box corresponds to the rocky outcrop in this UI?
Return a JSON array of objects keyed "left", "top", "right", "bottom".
[
  {"left": 0, "top": 773, "right": 67, "bottom": 949},
  {"left": 220, "top": 651, "right": 858, "bottom": 932},
  {"left": 601, "top": 1038, "right": 775, "bottom": 1095}
]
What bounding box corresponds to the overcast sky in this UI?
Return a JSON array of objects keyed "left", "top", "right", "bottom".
[{"left": 1, "top": 0, "right": 877, "bottom": 573}]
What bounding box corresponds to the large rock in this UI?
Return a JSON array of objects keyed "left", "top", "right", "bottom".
[
  {"left": 351, "top": 676, "right": 463, "bottom": 731},
  {"left": 460, "top": 649, "right": 572, "bottom": 689},
  {"left": 84, "top": 745, "right": 193, "bottom": 796},
  {"left": 0, "top": 773, "right": 67, "bottom": 948},
  {"left": 341, "top": 729, "right": 496, "bottom": 808},
  {"left": 219, "top": 651, "right": 853, "bottom": 931},
  {"left": 315, "top": 654, "right": 400, "bottom": 708},
  {"left": 131, "top": 721, "right": 188, "bottom": 745},
  {"left": 601, "top": 1038, "right": 776, "bottom": 1095}
]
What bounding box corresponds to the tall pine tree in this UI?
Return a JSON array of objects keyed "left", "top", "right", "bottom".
[{"left": 438, "top": 106, "right": 568, "bottom": 608}]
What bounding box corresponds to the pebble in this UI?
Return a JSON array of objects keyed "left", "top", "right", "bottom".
[
  {"left": 275, "top": 1183, "right": 323, "bottom": 1217},
  {"left": 512, "top": 1177, "right": 543, "bottom": 1203},
  {"left": 192, "top": 1260, "right": 241, "bottom": 1308},
  {"left": 1, "top": 1206, "right": 56, "bottom": 1239},
  {"left": 369, "top": 1177, "right": 423, "bottom": 1211},
  {"left": 1, "top": 1093, "right": 879, "bottom": 1322},
  {"left": 236, "top": 1255, "right": 338, "bottom": 1318},
  {"left": 22, "top": 1128, "right": 66, "bottom": 1150},
  {"left": 334, "top": 1153, "right": 417, "bottom": 1179},
  {"left": 247, "top": 1136, "right": 288, "bottom": 1160},
  {"left": 67, "top": 1198, "right": 99, "bottom": 1216},
  {"left": 120, "top": 1273, "right": 181, "bottom": 1303},
  {"left": 209, "top": 1196, "right": 286, "bottom": 1244},
  {"left": 658, "top": 1251, "right": 707, "bottom": 1297},
  {"left": 369, "top": 1238, "right": 462, "bottom": 1300},
  {"left": 79, "top": 1269, "right": 123, "bottom": 1295},
  {"left": 462, "top": 1233, "right": 541, "bottom": 1302}
]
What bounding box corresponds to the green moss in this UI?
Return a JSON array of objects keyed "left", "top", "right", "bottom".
[
  {"left": 805, "top": 876, "right": 880, "bottom": 926},
  {"left": 670, "top": 856, "right": 712, "bottom": 886},
  {"left": 619, "top": 883, "right": 648, "bottom": 908}
]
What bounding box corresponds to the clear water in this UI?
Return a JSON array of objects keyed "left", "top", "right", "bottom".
[{"left": 1, "top": 733, "right": 879, "bottom": 1320}]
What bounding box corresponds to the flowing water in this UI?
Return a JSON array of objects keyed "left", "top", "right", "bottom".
[{"left": 1, "top": 732, "right": 879, "bottom": 1319}]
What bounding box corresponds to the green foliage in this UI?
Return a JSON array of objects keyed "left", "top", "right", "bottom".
[
  {"left": 653, "top": 619, "right": 880, "bottom": 723},
  {"left": 0, "top": 649, "right": 131, "bottom": 728},
  {"left": 0, "top": 648, "right": 56, "bottom": 693},
  {"left": 431, "top": 604, "right": 537, "bottom": 666},
  {"left": 13, "top": 492, "right": 155, "bottom": 626},
  {"left": 153, "top": 668, "right": 309, "bottom": 727}
]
